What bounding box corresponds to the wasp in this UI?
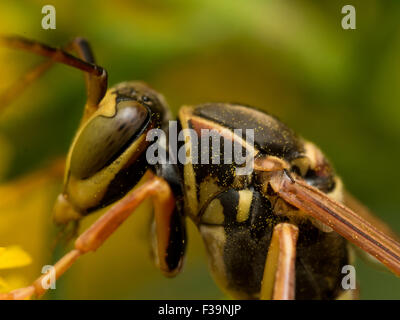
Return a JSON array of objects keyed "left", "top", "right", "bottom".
[{"left": 0, "top": 36, "right": 399, "bottom": 300}]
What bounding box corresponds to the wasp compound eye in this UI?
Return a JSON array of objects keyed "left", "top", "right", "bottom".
[{"left": 69, "top": 100, "right": 150, "bottom": 179}]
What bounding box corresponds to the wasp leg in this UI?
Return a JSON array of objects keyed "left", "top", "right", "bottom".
[
  {"left": 0, "top": 172, "right": 175, "bottom": 300},
  {"left": 150, "top": 206, "right": 186, "bottom": 277},
  {"left": 0, "top": 36, "right": 107, "bottom": 113},
  {"left": 260, "top": 223, "right": 299, "bottom": 300}
]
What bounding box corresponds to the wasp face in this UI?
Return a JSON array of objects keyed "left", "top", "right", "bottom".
[
  {"left": 111, "top": 81, "right": 170, "bottom": 118},
  {"left": 53, "top": 81, "right": 170, "bottom": 224}
]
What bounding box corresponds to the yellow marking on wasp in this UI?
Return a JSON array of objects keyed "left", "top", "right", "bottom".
[
  {"left": 188, "top": 113, "right": 258, "bottom": 157},
  {"left": 327, "top": 177, "right": 344, "bottom": 203},
  {"left": 179, "top": 106, "right": 199, "bottom": 217},
  {"left": 236, "top": 190, "right": 253, "bottom": 223},
  {"left": 290, "top": 156, "right": 310, "bottom": 176},
  {"left": 202, "top": 198, "right": 225, "bottom": 225},
  {"left": 199, "top": 225, "right": 228, "bottom": 291},
  {"left": 303, "top": 140, "right": 325, "bottom": 171},
  {"left": 199, "top": 177, "right": 222, "bottom": 210},
  {"left": 92, "top": 88, "right": 119, "bottom": 118}
]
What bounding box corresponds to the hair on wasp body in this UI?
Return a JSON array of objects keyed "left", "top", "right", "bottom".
[{"left": 0, "top": 35, "right": 400, "bottom": 300}]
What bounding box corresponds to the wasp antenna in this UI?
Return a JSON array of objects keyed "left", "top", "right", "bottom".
[{"left": 0, "top": 35, "right": 107, "bottom": 109}]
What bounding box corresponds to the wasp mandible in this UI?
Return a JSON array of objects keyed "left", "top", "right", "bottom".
[{"left": 0, "top": 35, "right": 399, "bottom": 300}]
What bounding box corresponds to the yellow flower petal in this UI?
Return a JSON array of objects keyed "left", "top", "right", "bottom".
[{"left": 0, "top": 246, "right": 32, "bottom": 269}]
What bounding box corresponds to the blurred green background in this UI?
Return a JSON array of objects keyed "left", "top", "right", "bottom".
[{"left": 0, "top": 0, "right": 399, "bottom": 299}]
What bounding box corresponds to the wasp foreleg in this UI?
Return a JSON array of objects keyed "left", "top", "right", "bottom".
[
  {"left": 260, "top": 223, "right": 299, "bottom": 300},
  {"left": 0, "top": 172, "right": 175, "bottom": 300}
]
